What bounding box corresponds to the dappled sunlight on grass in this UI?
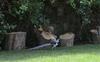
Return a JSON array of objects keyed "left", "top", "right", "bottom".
[{"left": 0, "top": 44, "right": 100, "bottom": 62}]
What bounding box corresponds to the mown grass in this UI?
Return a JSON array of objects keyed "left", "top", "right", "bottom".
[{"left": 0, "top": 44, "right": 100, "bottom": 62}]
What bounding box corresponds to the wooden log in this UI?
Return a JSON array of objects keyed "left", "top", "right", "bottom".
[
  {"left": 60, "top": 33, "right": 75, "bottom": 47},
  {"left": 5, "top": 32, "right": 26, "bottom": 50}
]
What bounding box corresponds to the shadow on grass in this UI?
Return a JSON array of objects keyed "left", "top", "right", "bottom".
[{"left": 0, "top": 44, "right": 100, "bottom": 62}]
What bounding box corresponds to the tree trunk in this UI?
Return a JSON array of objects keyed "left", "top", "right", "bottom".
[{"left": 5, "top": 32, "right": 26, "bottom": 50}]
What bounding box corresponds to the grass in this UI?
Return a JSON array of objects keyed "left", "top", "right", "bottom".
[{"left": 0, "top": 44, "right": 100, "bottom": 62}]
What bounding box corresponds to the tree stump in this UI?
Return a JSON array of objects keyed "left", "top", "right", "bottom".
[
  {"left": 97, "top": 26, "right": 100, "bottom": 43},
  {"left": 5, "top": 32, "right": 26, "bottom": 50},
  {"left": 90, "top": 29, "right": 98, "bottom": 44},
  {"left": 90, "top": 26, "right": 100, "bottom": 44},
  {"left": 60, "top": 33, "right": 75, "bottom": 47}
]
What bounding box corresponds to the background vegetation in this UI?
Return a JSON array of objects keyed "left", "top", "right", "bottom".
[{"left": 0, "top": 0, "right": 100, "bottom": 48}]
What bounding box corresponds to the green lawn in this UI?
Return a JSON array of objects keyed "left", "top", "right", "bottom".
[{"left": 0, "top": 44, "right": 100, "bottom": 62}]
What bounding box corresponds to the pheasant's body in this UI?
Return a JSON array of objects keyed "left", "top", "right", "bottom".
[{"left": 29, "top": 27, "right": 59, "bottom": 50}]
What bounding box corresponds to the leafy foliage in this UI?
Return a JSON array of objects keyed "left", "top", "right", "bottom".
[
  {"left": 0, "top": 0, "right": 45, "bottom": 44},
  {"left": 68, "top": 0, "right": 96, "bottom": 41},
  {"left": 69, "top": 0, "right": 95, "bottom": 25},
  {"left": 29, "top": 0, "right": 50, "bottom": 27},
  {"left": 0, "top": 0, "right": 100, "bottom": 46}
]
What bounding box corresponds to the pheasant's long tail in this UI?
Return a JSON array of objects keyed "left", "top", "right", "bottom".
[{"left": 28, "top": 43, "right": 51, "bottom": 50}]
